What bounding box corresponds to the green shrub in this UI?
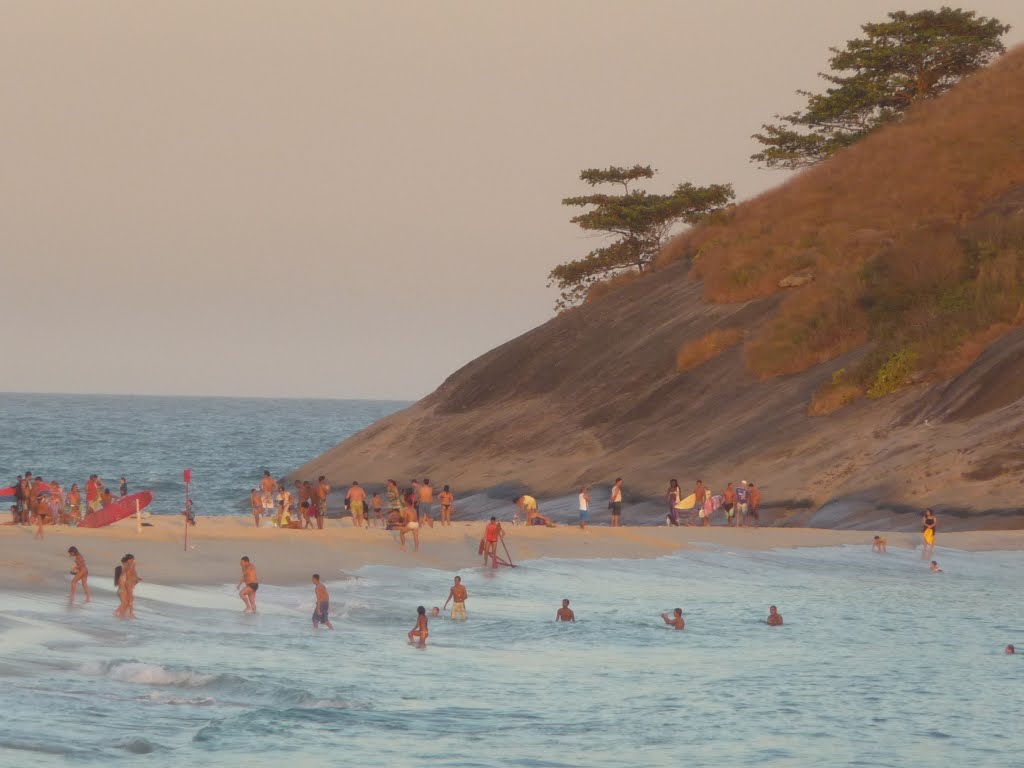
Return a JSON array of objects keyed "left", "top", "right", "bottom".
[{"left": 867, "top": 350, "right": 919, "bottom": 398}]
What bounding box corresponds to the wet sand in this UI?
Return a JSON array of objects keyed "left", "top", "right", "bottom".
[{"left": 3, "top": 515, "right": 1023, "bottom": 591}]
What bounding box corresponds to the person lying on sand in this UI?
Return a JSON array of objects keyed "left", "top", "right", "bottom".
[
  {"left": 661, "top": 608, "right": 684, "bottom": 630},
  {"left": 556, "top": 599, "right": 575, "bottom": 622},
  {"left": 766, "top": 605, "right": 783, "bottom": 626},
  {"left": 873, "top": 535, "right": 887, "bottom": 553}
]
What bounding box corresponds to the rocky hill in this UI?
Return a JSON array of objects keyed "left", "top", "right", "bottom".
[{"left": 298, "top": 47, "right": 1024, "bottom": 530}]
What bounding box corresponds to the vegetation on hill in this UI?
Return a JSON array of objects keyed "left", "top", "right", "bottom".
[
  {"left": 547, "top": 166, "right": 733, "bottom": 310},
  {"left": 751, "top": 7, "right": 1009, "bottom": 169},
  {"left": 661, "top": 45, "right": 1024, "bottom": 411}
]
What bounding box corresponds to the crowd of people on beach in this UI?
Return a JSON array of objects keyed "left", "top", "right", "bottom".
[
  {"left": 250, "top": 473, "right": 456, "bottom": 549},
  {"left": 6, "top": 471, "right": 131, "bottom": 535}
]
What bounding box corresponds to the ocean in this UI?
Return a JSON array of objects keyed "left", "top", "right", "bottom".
[
  {"left": 1, "top": 546, "right": 1022, "bottom": 767},
  {"left": 1, "top": 394, "right": 1022, "bottom": 767},
  {"left": 0, "top": 393, "right": 409, "bottom": 516}
]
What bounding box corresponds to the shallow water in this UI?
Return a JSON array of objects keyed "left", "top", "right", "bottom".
[{"left": 1, "top": 545, "right": 1021, "bottom": 767}]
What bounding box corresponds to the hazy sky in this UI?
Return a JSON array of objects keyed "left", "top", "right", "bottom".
[{"left": 3, "top": 1, "right": 1022, "bottom": 400}]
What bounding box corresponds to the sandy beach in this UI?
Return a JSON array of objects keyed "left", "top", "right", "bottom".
[{"left": 3, "top": 514, "right": 1023, "bottom": 591}]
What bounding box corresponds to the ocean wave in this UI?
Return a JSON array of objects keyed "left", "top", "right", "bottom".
[{"left": 82, "top": 660, "right": 216, "bottom": 687}]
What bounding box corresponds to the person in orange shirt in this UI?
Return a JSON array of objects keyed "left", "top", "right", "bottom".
[{"left": 85, "top": 475, "right": 100, "bottom": 513}]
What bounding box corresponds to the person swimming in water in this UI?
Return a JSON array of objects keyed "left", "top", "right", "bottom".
[
  {"left": 930, "top": 560, "right": 943, "bottom": 573},
  {"left": 766, "top": 605, "right": 783, "bottom": 626},
  {"left": 872, "top": 535, "right": 887, "bottom": 553},
  {"left": 661, "top": 608, "right": 684, "bottom": 630},
  {"left": 1005, "top": 644, "right": 1016, "bottom": 655},
  {"left": 555, "top": 599, "right": 575, "bottom": 622}
]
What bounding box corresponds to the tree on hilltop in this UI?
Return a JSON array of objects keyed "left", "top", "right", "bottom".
[
  {"left": 548, "top": 165, "right": 734, "bottom": 311},
  {"left": 751, "top": 7, "right": 1010, "bottom": 170}
]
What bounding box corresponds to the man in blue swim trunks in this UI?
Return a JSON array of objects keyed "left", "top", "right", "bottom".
[{"left": 311, "top": 574, "right": 333, "bottom": 629}]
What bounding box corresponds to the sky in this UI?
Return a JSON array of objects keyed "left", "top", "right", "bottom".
[{"left": 3, "top": 1, "right": 1022, "bottom": 400}]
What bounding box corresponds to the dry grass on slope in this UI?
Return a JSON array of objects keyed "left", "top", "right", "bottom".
[
  {"left": 676, "top": 328, "right": 744, "bottom": 373},
  {"left": 660, "top": 45, "right": 1024, "bottom": 402}
]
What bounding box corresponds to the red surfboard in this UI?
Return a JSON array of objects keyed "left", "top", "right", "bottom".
[
  {"left": 0, "top": 481, "right": 52, "bottom": 498},
  {"left": 78, "top": 491, "right": 154, "bottom": 529}
]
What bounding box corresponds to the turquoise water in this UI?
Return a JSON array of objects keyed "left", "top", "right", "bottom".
[
  {"left": 1, "top": 544, "right": 1021, "bottom": 767},
  {"left": 0, "top": 393, "right": 408, "bottom": 515}
]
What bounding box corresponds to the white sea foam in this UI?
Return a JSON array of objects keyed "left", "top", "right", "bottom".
[{"left": 83, "top": 660, "right": 216, "bottom": 687}]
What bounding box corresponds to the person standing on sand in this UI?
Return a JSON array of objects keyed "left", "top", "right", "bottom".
[
  {"left": 610, "top": 478, "right": 623, "bottom": 527},
  {"left": 438, "top": 485, "right": 454, "bottom": 527},
  {"left": 410, "top": 480, "right": 420, "bottom": 519},
  {"left": 418, "top": 479, "right": 433, "bottom": 526},
  {"left": 556, "top": 599, "right": 575, "bottom": 622},
  {"left": 311, "top": 574, "right": 333, "bottom": 630},
  {"left": 371, "top": 491, "right": 384, "bottom": 527},
  {"left": 67, "top": 483, "right": 82, "bottom": 524},
  {"left": 295, "top": 481, "right": 310, "bottom": 528},
  {"left": 665, "top": 480, "right": 681, "bottom": 527},
  {"left": 250, "top": 489, "right": 262, "bottom": 528},
  {"left": 661, "top": 608, "right": 684, "bottom": 630},
  {"left": 67, "top": 547, "right": 91, "bottom": 604},
  {"left": 579, "top": 486, "right": 591, "bottom": 529},
  {"left": 408, "top": 605, "right": 428, "bottom": 647},
  {"left": 701, "top": 493, "right": 715, "bottom": 527},
  {"left": 260, "top": 471, "right": 277, "bottom": 522},
  {"left": 317, "top": 476, "right": 330, "bottom": 529},
  {"left": 723, "top": 482, "right": 736, "bottom": 527},
  {"left": 238, "top": 556, "right": 259, "bottom": 613},
  {"left": 33, "top": 496, "right": 47, "bottom": 539},
  {"left": 394, "top": 491, "right": 421, "bottom": 552},
  {"left": 873, "top": 535, "right": 887, "bottom": 553},
  {"left": 736, "top": 481, "right": 751, "bottom": 526},
  {"left": 922, "top": 508, "right": 937, "bottom": 559},
  {"left": 483, "top": 516, "right": 504, "bottom": 567},
  {"left": 444, "top": 575, "right": 468, "bottom": 621},
  {"left": 347, "top": 482, "right": 367, "bottom": 528},
  {"left": 766, "top": 605, "right": 783, "bottom": 626},
  {"left": 748, "top": 482, "right": 761, "bottom": 527},
  {"left": 692, "top": 480, "right": 707, "bottom": 527},
  {"left": 386, "top": 479, "right": 401, "bottom": 520}
]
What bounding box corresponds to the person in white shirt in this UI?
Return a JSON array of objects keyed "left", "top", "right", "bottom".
[{"left": 578, "top": 486, "right": 590, "bottom": 529}]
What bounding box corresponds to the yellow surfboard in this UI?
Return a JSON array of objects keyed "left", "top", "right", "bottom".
[{"left": 675, "top": 494, "right": 696, "bottom": 511}]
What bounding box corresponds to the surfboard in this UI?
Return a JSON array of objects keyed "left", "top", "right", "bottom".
[
  {"left": 0, "top": 481, "right": 53, "bottom": 498},
  {"left": 675, "top": 494, "right": 696, "bottom": 511},
  {"left": 77, "top": 491, "right": 154, "bottom": 529}
]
